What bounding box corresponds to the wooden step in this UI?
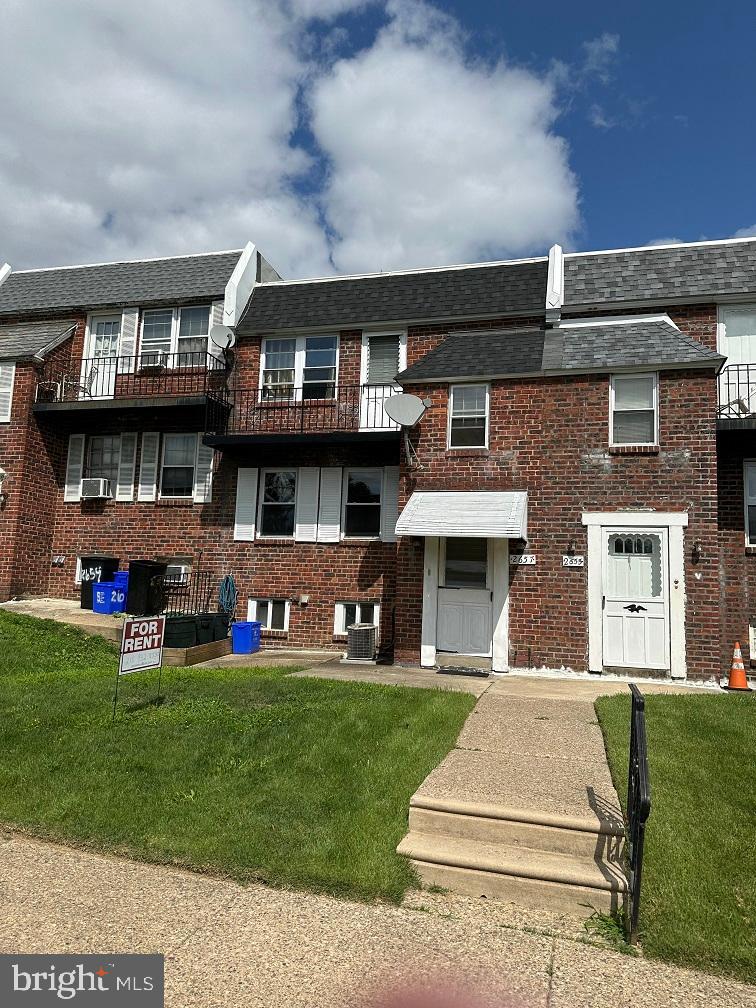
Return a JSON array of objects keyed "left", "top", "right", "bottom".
[
  {"left": 398, "top": 831, "right": 627, "bottom": 916},
  {"left": 409, "top": 795, "right": 625, "bottom": 860}
]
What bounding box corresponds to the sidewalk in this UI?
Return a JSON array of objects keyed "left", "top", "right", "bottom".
[{"left": 1, "top": 830, "right": 751, "bottom": 1007}]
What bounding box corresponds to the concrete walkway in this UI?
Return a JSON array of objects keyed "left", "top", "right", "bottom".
[{"left": 1, "top": 830, "right": 751, "bottom": 1007}]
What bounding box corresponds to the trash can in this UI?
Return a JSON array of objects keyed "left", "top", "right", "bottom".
[
  {"left": 196, "top": 613, "right": 214, "bottom": 645},
  {"left": 113, "top": 570, "right": 129, "bottom": 592},
  {"left": 126, "top": 560, "right": 168, "bottom": 616},
  {"left": 212, "top": 613, "right": 231, "bottom": 641},
  {"left": 79, "top": 555, "right": 119, "bottom": 610},
  {"left": 164, "top": 615, "right": 198, "bottom": 648},
  {"left": 92, "top": 582, "right": 126, "bottom": 615},
  {"left": 231, "top": 621, "right": 261, "bottom": 654}
]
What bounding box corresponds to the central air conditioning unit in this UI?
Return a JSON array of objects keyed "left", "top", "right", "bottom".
[
  {"left": 346, "top": 623, "right": 377, "bottom": 661},
  {"left": 80, "top": 478, "right": 112, "bottom": 499}
]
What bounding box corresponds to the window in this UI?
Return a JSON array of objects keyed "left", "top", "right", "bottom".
[
  {"left": 343, "top": 469, "right": 382, "bottom": 537},
  {"left": 259, "top": 470, "right": 297, "bottom": 537},
  {"left": 140, "top": 305, "right": 210, "bottom": 367},
  {"left": 610, "top": 374, "right": 658, "bottom": 446},
  {"left": 448, "top": 384, "right": 488, "bottom": 448},
  {"left": 89, "top": 314, "right": 121, "bottom": 357},
  {"left": 366, "top": 333, "right": 401, "bottom": 384},
  {"left": 250, "top": 598, "right": 289, "bottom": 631},
  {"left": 744, "top": 462, "right": 756, "bottom": 546},
  {"left": 84, "top": 435, "right": 120, "bottom": 486},
  {"left": 444, "top": 538, "right": 488, "bottom": 589},
  {"left": 159, "top": 433, "right": 196, "bottom": 498},
  {"left": 334, "top": 601, "right": 380, "bottom": 636},
  {"left": 261, "top": 335, "right": 338, "bottom": 400}
]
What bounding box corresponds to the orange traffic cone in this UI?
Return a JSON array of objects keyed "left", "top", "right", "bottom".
[{"left": 724, "top": 642, "right": 752, "bottom": 691}]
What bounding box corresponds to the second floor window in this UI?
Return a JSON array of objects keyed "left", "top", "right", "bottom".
[
  {"left": 261, "top": 335, "right": 338, "bottom": 400},
  {"left": 610, "top": 374, "right": 658, "bottom": 446},
  {"left": 140, "top": 305, "right": 210, "bottom": 367},
  {"left": 448, "top": 384, "right": 489, "bottom": 448},
  {"left": 160, "top": 433, "right": 197, "bottom": 498}
]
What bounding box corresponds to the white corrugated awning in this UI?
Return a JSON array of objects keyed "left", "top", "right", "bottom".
[{"left": 396, "top": 491, "right": 527, "bottom": 539}]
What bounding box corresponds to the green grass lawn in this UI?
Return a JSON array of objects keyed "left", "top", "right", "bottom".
[
  {"left": 596, "top": 690, "right": 756, "bottom": 985},
  {"left": 0, "top": 610, "right": 475, "bottom": 903}
]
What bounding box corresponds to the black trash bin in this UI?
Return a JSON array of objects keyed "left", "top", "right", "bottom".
[
  {"left": 126, "top": 560, "right": 168, "bottom": 616},
  {"left": 212, "top": 613, "right": 231, "bottom": 641},
  {"left": 164, "top": 615, "right": 198, "bottom": 648},
  {"left": 196, "top": 614, "right": 214, "bottom": 645},
  {"left": 79, "top": 555, "right": 120, "bottom": 610}
]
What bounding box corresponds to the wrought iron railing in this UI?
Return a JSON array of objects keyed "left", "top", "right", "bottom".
[
  {"left": 626, "top": 684, "right": 652, "bottom": 944},
  {"left": 206, "top": 383, "right": 400, "bottom": 436},
  {"left": 36, "top": 351, "right": 226, "bottom": 403},
  {"left": 160, "top": 570, "right": 220, "bottom": 617},
  {"left": 718, "top": 364, "right": 756, "bottom": 417}
]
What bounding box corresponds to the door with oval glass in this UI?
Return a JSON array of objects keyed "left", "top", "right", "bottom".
[
  {"left": 436, "top": 537, "right": 492, "bottom": 656},
  {"left": 602, "top": 529, "right": 669, "bottom": 670}
]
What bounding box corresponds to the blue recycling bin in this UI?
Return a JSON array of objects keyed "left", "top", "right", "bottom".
[
  {"left": 113, "top": 570, "right": 129, "bottom": 591},
  {"left": 92, "top": 582, "right": 126, "bottom": 615},
  {"left": 231, "top": 621, "right": 261, "bottom": 654}
]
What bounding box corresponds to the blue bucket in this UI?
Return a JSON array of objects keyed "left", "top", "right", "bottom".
[{"left": 231, "top": 621, "right": 261, "bottom": 654}]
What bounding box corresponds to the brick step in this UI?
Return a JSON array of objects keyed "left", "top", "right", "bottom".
[
  {"left": 409, "top": 794, "right": 625, "bottom": 860},
  {"left": 397, "top": 831, "right": 627, "bottom": 916}
]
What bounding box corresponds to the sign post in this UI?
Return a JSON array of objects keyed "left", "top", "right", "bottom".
[{"left": 113, "top": 617, "right": 166, "bottom": 721}]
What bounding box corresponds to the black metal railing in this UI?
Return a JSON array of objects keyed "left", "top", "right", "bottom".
[
  {"left": 36, "top": 351, "right": 226, "bottom": 403},
  {"left": 718, "top": 364, "right": 756, "bottom": 417},
  {"left": 160, "top": 570, "right": 231, "bottom": 617},
  {"left": 626, "top": 684, "right": 652, "bottom": 944},
  {"left": 207, "top": 383, "right": 400, "bottom": 437}
]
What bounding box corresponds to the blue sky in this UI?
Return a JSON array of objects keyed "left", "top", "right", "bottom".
[{"left": 1, "top": 0, "right": 754, "bottom": 275}]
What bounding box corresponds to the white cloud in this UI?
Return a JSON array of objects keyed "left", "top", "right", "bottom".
[
  {"left": 310, "top": 0, "right": 578, "bottom": 272},
  {"left": 645, "top": 237, "right": 684, "bottom": 247},
  {"left": 581, "top": 32, "right": 619, "bottom": 84},
  {"left": 733, "top": 224, "right": 756, "bottom": 239},
  {"left": 0, "top": 0, "right": 579, "bottom": 277}
]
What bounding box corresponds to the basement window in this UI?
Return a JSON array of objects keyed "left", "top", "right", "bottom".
[
  {"left": 334, "top": 601, "right": 380, "bottom": 637},
  {"left": 249, "top": 598, "right": 290, "bottom": 631}
]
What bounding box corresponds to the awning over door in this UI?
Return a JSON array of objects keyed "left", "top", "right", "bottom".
[{"left": 396, "top": 491, "right": 528, "bottom": 539}]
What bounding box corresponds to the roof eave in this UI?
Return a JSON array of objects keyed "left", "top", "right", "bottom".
[{"left": 398, "top": 357, "right": 725, "bottom": 384}]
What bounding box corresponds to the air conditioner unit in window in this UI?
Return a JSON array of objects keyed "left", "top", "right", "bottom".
[
  {"left": 81, "top": 478, "right": 112, "bottom": 499},
  {"left": 139, "top": 350, "right": 168, "bottom": 371}
]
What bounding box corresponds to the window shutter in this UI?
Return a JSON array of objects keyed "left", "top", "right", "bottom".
[
  {"left": 295, "top": 467, "right": 320, "bottom": 542},
  {"left": 119, "top": 308, "right": 139, "bottom": 374},
  {"left": 193, "top": 436, "right": 214, "bottom": 503},
  {"left": 317, "top": 467, "right": 342, "bottom": 542},
  {"left": 116, "top": 433, "right": 137, "bottom": 502},
  {"left": 367, "top": 335, "right": 400, "bottom": 384},
  {"left": 209, "top": 301, "right": 225, "bottom": 363},
  {"left": 380, "top": 466, "right": 400, "bottom": 543},
  {"left": 64, "top": 434, "right": 85, "bottom": 502},
  {"left": 138, "top": 432, "right": 160, "bottom": 501},
  {"left": 234, "top": 467, "right": 259, "bottom": 541},
  {"left": 0, "top": 363, "right": 15, "bottom": 422}
]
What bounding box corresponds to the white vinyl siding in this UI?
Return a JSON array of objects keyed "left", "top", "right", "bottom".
[
  {"left": 64, "top": 434, "right": 86, "bottom": 502},
  {"left": 610, "top": 374, "right": 658, "bottom": 446},
  {"left": 0, "top": 363, "right": 16, "bottom": 422},
  {"left": 448, "top": 384, "right": 489, "bottom": 448},
  {"left": 248, "top": 598, "right": 290, "bottom": 631},
  {"left": 334, "top": 601, "right": 380, "bottom": 637},
  {"left": 234, "top": 468, "right": 259, "bottom": 541}
]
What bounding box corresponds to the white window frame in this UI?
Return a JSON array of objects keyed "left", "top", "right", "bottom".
[
  {"left": 259, "top": 334, "right": 340, "bottom": 400},
  {"left": 83, "top": 433, "right": 121, "bottom": 487},
  {"left": 333, "top": 601, "right": 381, "bottom": 638},
  {"left": 84, "top": 312, "right": 122, "bottom": 359},
  {"left": 248, "top": 597, "right": 291, "bottom": 632},
  {"left": 257, "top": 468, "right": 298, "bottom": 539},
  {"left": 158, "top": 433, "right": 197, "bottom": 500},
  {"left": 609, "top": 373, "right": 659, "bottom": 447},
  {"left": 341, "top": 467, "right": 383, "bottom": 540},
  {"left": 447, "top": 383, "right": 490, "bottom": 449},
  {"left": 744, "top": 460, "right": 756, "bottom": 547},
  {"left": 359, "top": 330, "right": 407, "bottom": 385},
  {"left": 139, "top": 304, "right": 211, "bottom": 367}
]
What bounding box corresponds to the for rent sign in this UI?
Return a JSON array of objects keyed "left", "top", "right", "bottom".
[{"left": 119, "top": 617, "right": 165, "bottom": 675}]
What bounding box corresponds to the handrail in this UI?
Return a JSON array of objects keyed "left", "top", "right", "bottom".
[
  {"left": 36, "top": 352, "right": 226, "bottom": 403},
  {"left": 718, "top": 363, "right": 756, "bottom": 416},
  {"left": 626, "top": 683, "right": 652, "bottom": 944}
]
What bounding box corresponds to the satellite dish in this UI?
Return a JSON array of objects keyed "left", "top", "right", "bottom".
[
  {"left": 209, "top": 323, "right": 236, "bottom": 351},
  {"left": 384, "top": 393, "right": 427, "bottom": 427}
]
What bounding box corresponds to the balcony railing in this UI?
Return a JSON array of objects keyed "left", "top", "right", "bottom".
[
  {"left": 718, "top": 364, "right": 756, "bottom": 418},
  {"left": 206, "top": 384, "right": 401, "bottom": 437},
  {"left": 36, "top": 352, "right": 227, "bottom": 404}
]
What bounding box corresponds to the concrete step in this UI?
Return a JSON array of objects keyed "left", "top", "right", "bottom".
[
  {"left": 409, "top": 795, "right": 625, "bottom": 860},
  {"left": 398, "top": 831, "right": 627, "bottom": 916}
]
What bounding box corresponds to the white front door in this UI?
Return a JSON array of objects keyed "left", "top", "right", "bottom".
[
  {"left": 602, "top": 529, "right": 670, "bottom": 670},
  {"left": 82, "top": 314, "right": 121, "bottom": 399},
  {"left": 436, "top": 537, "right": 492, "bottom": 657}
]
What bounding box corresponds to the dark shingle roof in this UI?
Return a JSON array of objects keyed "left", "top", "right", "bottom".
[
  {"left": 0, "top": 251, "right": 241, "bottom": 318},
  {"left": 0, "top": 319, "right": 77, "bottom": 360},
  {"left": 397, "top": 317, "right": 723, "bottom": 383},
  {"left": 239, "top": 259, "right": 548, "bottom": 332},
  {"left": 564, "top": 240, "right": 756, "bottom": 307}
]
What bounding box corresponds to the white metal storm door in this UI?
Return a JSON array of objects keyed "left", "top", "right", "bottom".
[
  {"left": 436, "top": 537, "right": 492, "bottom": 656},
  {"left": 602, "top": 529, "right": 670, "bottom": 670},
  {"left": 82, "top": 315, "right": 121, "bottom": 399}
]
